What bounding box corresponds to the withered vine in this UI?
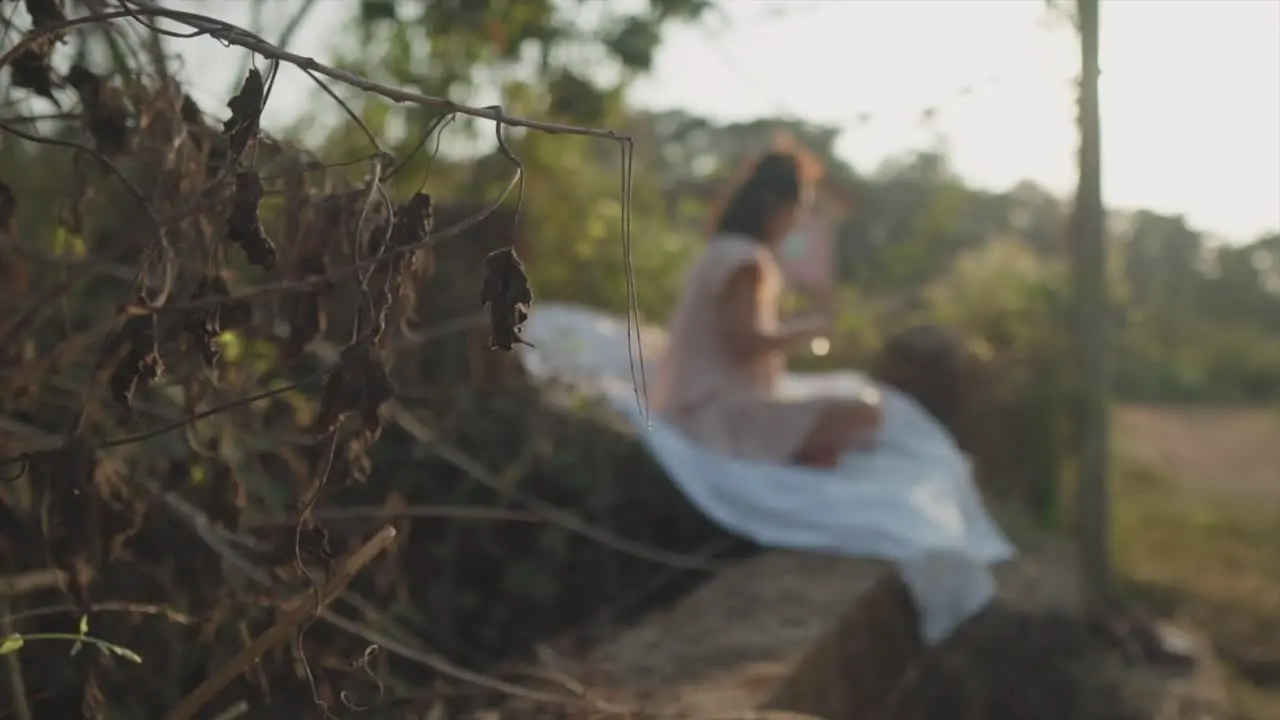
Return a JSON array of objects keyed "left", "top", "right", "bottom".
[{"left": 0, "top": 0, "right": 645, "bottom": 717}]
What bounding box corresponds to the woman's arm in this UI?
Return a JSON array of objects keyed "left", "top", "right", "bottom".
[{"left": 718, "top": 263, "right": 825, "bottom": 360}]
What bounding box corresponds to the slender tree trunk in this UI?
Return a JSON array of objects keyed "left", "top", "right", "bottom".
[{"left": 1072, "top": 0, "right": 1112, "bottom": 610}]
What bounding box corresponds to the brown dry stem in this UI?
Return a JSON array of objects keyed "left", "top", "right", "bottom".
[
  {"left": 164, "top": 525, "right": 398, "bottom": 720},
  {"left": 0, "top": 568, "right": 67, "bottom": 597}
]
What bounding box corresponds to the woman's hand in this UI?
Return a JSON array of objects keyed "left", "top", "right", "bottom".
[{"left": 781, "top": 313, "right": 830, "bottom": 344}]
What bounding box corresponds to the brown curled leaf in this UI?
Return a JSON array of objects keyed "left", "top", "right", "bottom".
[
  {"left": 315, "top": 337, "right": 395, "bottom": 439},
  {"left": 281, "top": 252, "right": 332, "bottom": 360},
  {"left": 29, "top": 437, "right": 142, "bottom": 611},
  {"left": 227, "top": 170, "right": 277, "bottom": 269},
  {"left": 480, "top": 246, "right": 534, "bottom": 351},
  {"left": 340, "top": 433, "right": 375, "bottom": 485},
  {"left": 180, "top": 93, "right": 204, "bottom": 128},
  {"left": 9, "top": 47, "right": 59, "bottom": 105},
  {"left": 182, "top": 274, "right": 249, "bottom": 367},
  {"left": 183, "top": 277, "right": 223, "bottom": 367},
  {"left": 104, "top": 297, "right": 164, "bottom": 418},
  {"left": 369, "top": 192, "right": 433, "bottom": 260},
  {"left": 390, "top": 192, "right": 434, "bottom": 280},
  {"left": 65, "top": 65, "right": 130, "bottom": 157},
  {"left": 24, "top": 0, "right": 68, "bottom": 30},
  {"left": 367, "top": 192, "right": 433, "bottom": 340},
  {"left": 222, "top": 67, "right": 265, "bottom": 162}
]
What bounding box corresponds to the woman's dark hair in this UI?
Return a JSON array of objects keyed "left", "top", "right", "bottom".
[{"left": 710, "top": 150, "right": 806, "bottom": 242}]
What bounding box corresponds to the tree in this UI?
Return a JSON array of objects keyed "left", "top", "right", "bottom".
[
  {"left": 1071, "top": 0, "right": 1112, "bottom": 610},
  {"left": 331, "top": 0, "right": 712, "bottom": 142}
]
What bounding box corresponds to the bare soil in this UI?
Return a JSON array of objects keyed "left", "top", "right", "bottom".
[
  {"left": 1113, "top": 404, "right": 1280, "bottom": 718},
  {"left": 1115, "top": 405, "right": 1280, "bottom": 504}
]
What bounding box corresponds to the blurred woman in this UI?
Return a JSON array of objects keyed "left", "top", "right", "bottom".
[{"left": 651, "top": 149, "right": 882, "bottom": 468}]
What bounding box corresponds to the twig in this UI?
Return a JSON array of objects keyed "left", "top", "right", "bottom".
[
  {"left": 1, "top": 375, "right": 719, "bottom": 574},
  {"left": 126, "top": 0, "right": 628, "bottom": 141},
  {"left": 0, "top": 372, "right": 320, "bottom": 458},
  {"left": 390, "top": 401, "right": 723, "bottom": 572},
  {"left": 0, "top": 417, "right": 627, "bottom": 713},
  {"left": 0, "top": 570, "right": 66, "bottom": 597},
  {"left": 243, "top": 504, "right": 541, "bottom": 527},
  {"left": 100, "top": 374, "right": 322, "bottom": 449},
  {"left": 303, "top": 338, "right": 722, "bottom": 572},
  {"left": 0, "top": 2, "right": 627, "bottom": 142},
  {"left": 209, "top": 701, "right": 249, "bottom": 720},
  {"left": 6, "top": 601, "right": 194, "bottom": 626},
  {"left": 165, "top": 525, "right": 398, "bottom": 720},
  {"left": 0, "top": 598, "right": 32, "bottom": 720}
]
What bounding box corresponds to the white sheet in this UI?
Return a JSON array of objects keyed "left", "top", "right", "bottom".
[{"left": 518, "top": 302, "right": 1016, "bottom": 644}]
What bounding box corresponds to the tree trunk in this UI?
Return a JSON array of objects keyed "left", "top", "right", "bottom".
[{"left": 1072, "top": 0, "right": 1112, "bottom": 610}]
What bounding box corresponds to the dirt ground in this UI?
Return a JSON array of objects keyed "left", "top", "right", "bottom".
[
  {"left": 1113, "top": 404, "right": 1280, "bottom": 718},
  {"left": 1115, "top": 405, "right": 1280, "bottom": 504}
]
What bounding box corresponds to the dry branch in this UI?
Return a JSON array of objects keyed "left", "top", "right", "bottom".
[
  {"left": 0, "top": 0, "right": 630, "bottom": 143},
  {"left": 0, "top": 598, "right": 31, "bottom": 720},
  {"left": 165, "top": 525, "right": 398, "bottom": 720},
  {"left": 0, "top": 417, "right": 608, "bottom": 712},
  {"left": 306, "top": 339, "right": 720, "bottom": 572},
  {"left": 0, "top": 0, "right": 650, "bottom": 714},
  {"left": 0, "top": 569, "right": 67, "bottom": 597}
]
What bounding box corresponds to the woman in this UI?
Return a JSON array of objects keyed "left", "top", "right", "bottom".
[{"left": 651, "top": 150, "right": 882, "bottom": 468}]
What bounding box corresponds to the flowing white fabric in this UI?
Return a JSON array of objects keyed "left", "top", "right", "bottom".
[{"left": 518, "top": 302, "right": 1016, "bottom": 644}]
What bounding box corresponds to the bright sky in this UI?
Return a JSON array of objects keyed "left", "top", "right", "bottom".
[{"left": 165, "top": 0, "right": 1280, "bottom": 243}]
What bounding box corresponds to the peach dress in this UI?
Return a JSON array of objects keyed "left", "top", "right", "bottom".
[{"left": 651, "top": 234, "right": 826, "bottom": 463}]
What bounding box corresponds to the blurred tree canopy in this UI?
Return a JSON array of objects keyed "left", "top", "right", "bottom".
[
  {"left": 606, "top": 109, "right": 1280, "bottom": 405},
  {"left": 12, "top": 0, "right": 1280, "bottom": 407}
]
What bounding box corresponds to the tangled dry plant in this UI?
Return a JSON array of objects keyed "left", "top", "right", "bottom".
[{"left": 0, "top": 0, "right": 669, "bottom": 717}]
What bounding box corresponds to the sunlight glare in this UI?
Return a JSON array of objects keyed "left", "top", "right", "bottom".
[{"left": 810, "top": 336, "right": 831, "bottom": 357}]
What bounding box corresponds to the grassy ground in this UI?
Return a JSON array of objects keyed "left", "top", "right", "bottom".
[
  {"left": 1116, "top": 405, "right": 1280, "bottom": 504},
  {"left": 1113, "top": 407, "right": 1280, "bottom": 718}
]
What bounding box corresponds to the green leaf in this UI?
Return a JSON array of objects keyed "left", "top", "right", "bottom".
[
  {"left": 0, "top": 630, "right": 21, "bottom": 653},
  {"left": 71, "top": 614, "right": 89, "bottom": 656},
  {"left": 548, "top": 71, "right": 606, "bottom": 123},
  {"left": 0, "top": 635, "right": 23, "bottom": 655},
  {"left": 103, "top": 642, "right": 143, "bottom": 664},
  {"left": 360, "top": 0, "right": 397, "bottom": 23},
  {"left": 217, "top": 329, "right": 246, "bottom": 364},
  {"left": 607, "top": 17, "right": 660, "bottom": 70},
  {"left": 51, "top": 226, "right": 87, "bottom": 257}
]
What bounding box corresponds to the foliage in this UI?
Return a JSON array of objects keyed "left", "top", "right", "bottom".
[
  {"left": 348, "top": 0, "right": 711, "bottom": 123},
  {"left": 0, "top": 614, "right": 141, "bottom": 665},
  {"left": 920, "top": 235, "right": 1067, "bottom": 357},
  {"left": 0, "top": 1, "right": 734, "bottom": 717},
  {"left": 512, "top": 131, "right": 698, "bottom": 321},
  {"left": 1111, "top": 455, "right": 1280, "bottom": 718},
  {"left": 915, "top": 237, "right": 1072, "bottom": 523},
  {"left": 603, "top": 108, "right": 1280, "bottom": 409}
]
